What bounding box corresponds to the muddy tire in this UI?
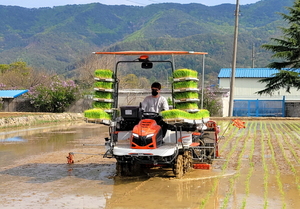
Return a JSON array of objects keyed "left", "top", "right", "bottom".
[
  {"left": 173, "top": 155, "right": 184, "bottom": 178},
  {"left": 131, "top": 163, "right": 142, "bottom": 176},
  {"left": 116, "top": 162, "right": 131, "bottom": 176},
  {"left": 116, "top": 162, "right": 123, "bottom": 176},
  {"left": 183, "top": 150, "right": 193, "bottom": 173},
  {"left": 116, "top": 162, "right": 141, "bottom": 176}
]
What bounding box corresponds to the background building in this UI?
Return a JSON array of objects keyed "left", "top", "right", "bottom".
[{"left": 218, "top": 68, "right": 300, "bottom": 117}]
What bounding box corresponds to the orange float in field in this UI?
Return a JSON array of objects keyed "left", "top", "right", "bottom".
[
  {"left": 232, "top": 118, "right": 246, "bottom": 129},
  {"left": 67, "top": 152, "right": 74, "bottom": 164}
]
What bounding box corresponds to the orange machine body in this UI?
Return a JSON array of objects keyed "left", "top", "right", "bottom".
[{"left": 130, "top": 119, "right": 163, "bottom": 149}]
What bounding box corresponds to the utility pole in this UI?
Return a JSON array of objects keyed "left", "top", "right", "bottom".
[
  {"left": 252, "top": 43, "right": 255, "bottom": 68},
  {"left": 228, "top": 0, "right": 240, "bottom": 117}
]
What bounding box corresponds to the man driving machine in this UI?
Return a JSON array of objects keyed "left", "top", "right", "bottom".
[{"left": 142, "top": 82, "right": 169, "bottom": 113}]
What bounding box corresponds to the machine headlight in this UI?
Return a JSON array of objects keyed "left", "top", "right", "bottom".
[
  {"left": 132, "top": 133, "right": 139, "bottom": 138},
  {"left": 146, "top": 133, "right": 154, "bottom": 138}
]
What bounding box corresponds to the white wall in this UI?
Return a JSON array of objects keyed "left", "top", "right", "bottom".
[{"left": 219, "top": 77, "right": 300, "bottom": 98}]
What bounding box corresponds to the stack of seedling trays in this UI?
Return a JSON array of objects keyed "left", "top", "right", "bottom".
[
  {"left": 162, "top": 68, "right": 210, "bottom": 126},
  {"left": 173, "top": 69, "right": 200, "bottom": 113},
  {"left": 84, "top": 69, "right": 114, "bottom": 125}
]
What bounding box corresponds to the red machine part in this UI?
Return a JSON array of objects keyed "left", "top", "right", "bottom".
[
  {"left": 193, "top": 164, "right": 211, "bottom": 169},
  {"left": 205, "top": 120, "right": 220, "bottom": 157},
  {"left": 130, "top": 119, "right": 162, "bottom": 149}
]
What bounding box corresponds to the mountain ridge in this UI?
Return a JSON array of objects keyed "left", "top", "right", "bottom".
[{"left": 0, "top": 0, "right": 294, "bottom": 75}]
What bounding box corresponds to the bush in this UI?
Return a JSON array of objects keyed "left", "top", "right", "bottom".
[{"left": 26, "top": 77, "right": 79, "bottom": 113}]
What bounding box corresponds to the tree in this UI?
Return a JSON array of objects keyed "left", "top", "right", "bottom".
[
  {"left": 0, "top": 61, "right": 53, "bottom": 90},
  {"left": 76, "top": 54, "right": 115, "bottom": 91},
  {"left": 257, "top": 70, "right": 300, "bottom": 94},
  {"left": 199, "top": 87, "right": 223, "bottom": 116},
  {"left": 258, "top": 0, "right": 300, "bottom": 95}
]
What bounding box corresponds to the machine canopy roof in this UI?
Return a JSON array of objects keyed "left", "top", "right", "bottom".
[{"left": 93, "top": 51, "right": 208, "bottom": 55}]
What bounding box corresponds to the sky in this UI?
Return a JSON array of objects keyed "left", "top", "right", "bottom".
[{"left": 0, "top": 0, "right": 261, "bottom": 8}]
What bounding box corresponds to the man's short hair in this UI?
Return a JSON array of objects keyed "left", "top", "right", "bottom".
[{"left": 151, "top": 82, "right": 161, "bottom": 90}]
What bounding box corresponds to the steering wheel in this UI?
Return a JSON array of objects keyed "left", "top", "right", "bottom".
[{"left": 142, "top": 112, "right": 159, "bottom": 118}]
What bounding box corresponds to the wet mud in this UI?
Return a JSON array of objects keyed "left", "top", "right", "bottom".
[{"left": 1, "top": 120, "right": 300, "bottom": 208}]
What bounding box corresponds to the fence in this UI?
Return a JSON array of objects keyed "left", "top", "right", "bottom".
[{"left": 233, "top": 97, "right": 285, "bottom": 117}]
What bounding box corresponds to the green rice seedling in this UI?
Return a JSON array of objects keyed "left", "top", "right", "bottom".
[
  {"left": 94, "top": 69, "right": 114, "bottom": 78},
  {"left": 221, "top": 127, "right": 247, "bottom": 209},
  {"left": 94, "top": 81, "right": 113, "bottom": 89},
  {"left": 260, "top": 121, "right": 269, "bottom": 209},
  {"left": 84, "top": 109, "right": 112, "bottom": 120},
  {"left": 278, "top": 122, "right": 300, "bottom": 165},
  {"left": 94, "top": 91, "right": 113, "bottom": 99},
  {"left": 200, "top": 122, "right": 243, "bottom": 209},
  {"left": 266, "top": 125, "right": 286, "bottom": 208},
  {"left": 275, "top": 123, "right": 300, "bottom": 191},
  {"left": 281, "top": 123, "right": 300, "bottom": 189},
  {"left": 219, "top": 121, "right": 240, "bottom": 153},
  {"left": 199, "top": 176, "right": 220, "bottom": 208},
  {"left": 190, "top": 109, "right": 210, "bottom": 119},
  {"left": 173, "top": 68, "right": 198, "bottom": 78},
  {"left": 241, "top": 122, "right": 256, "bottom": 209},
  {"left": 161, "top": 109, "right": 210, "bottom": 120},
  {"left": 173, "top": 80, "right": 198, "bottom": 89},
  {"left": 161, "top": 109, "right": 188, "bottom": 119},
  {"left": 92, "top": 102, "right": 112, "bottom": 109},
  {"left": 173, "top": 92, "right": 199, "bottom": 100},
  {"left": 175, "top": 102, "right": 198, "bottom": 110}
]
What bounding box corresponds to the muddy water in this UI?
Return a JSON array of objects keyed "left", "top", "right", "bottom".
[
  {"left": 1, "top": 121, "right": 300, "bottom": 209},
  {"left": 0, "top": 122, "right": 230, "bottom": 209},
  {"left": 0, "top": 122, "right": 106, "bottom": 167}
]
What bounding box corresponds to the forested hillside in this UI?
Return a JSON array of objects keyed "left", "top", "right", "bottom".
[{"left": 0, "top": 0, "right": 294, "bottom": 76}]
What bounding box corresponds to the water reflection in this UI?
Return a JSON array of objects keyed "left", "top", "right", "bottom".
[
  {"left": 105, "top": 170, "right": 222, "bottom": 209},
  {"left": 0, "top": 122, "right": 108, "bottom": 167},
  {"left": 0, "top": 136, "right": 27, "bottom": 142}
]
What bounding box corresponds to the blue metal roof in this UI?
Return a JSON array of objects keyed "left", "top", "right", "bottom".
[
  {"left": 219, "top": 68, "right": 300, "bottom": 78},
  {"left": 0, "top": 90, "right": 28, "bottom": 98},
  {"left": 218, "top": 68, "right": 281, "bottom": 78}
]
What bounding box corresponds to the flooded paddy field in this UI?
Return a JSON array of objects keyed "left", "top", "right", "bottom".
[{"left": 1, "top": 119, "right": 300, "bottom": 208}]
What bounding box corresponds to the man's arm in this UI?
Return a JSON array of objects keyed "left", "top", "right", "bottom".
[{"left": 161, "top": 97, "right": 169, "bottom": 111}]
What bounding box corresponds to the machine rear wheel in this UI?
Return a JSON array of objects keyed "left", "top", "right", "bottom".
[
  {"left": 173, "top": 155, "right": 184, "bottom": 178},
  {"left": 183, "top": 150, "right": 193, "bottom": 173}
]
